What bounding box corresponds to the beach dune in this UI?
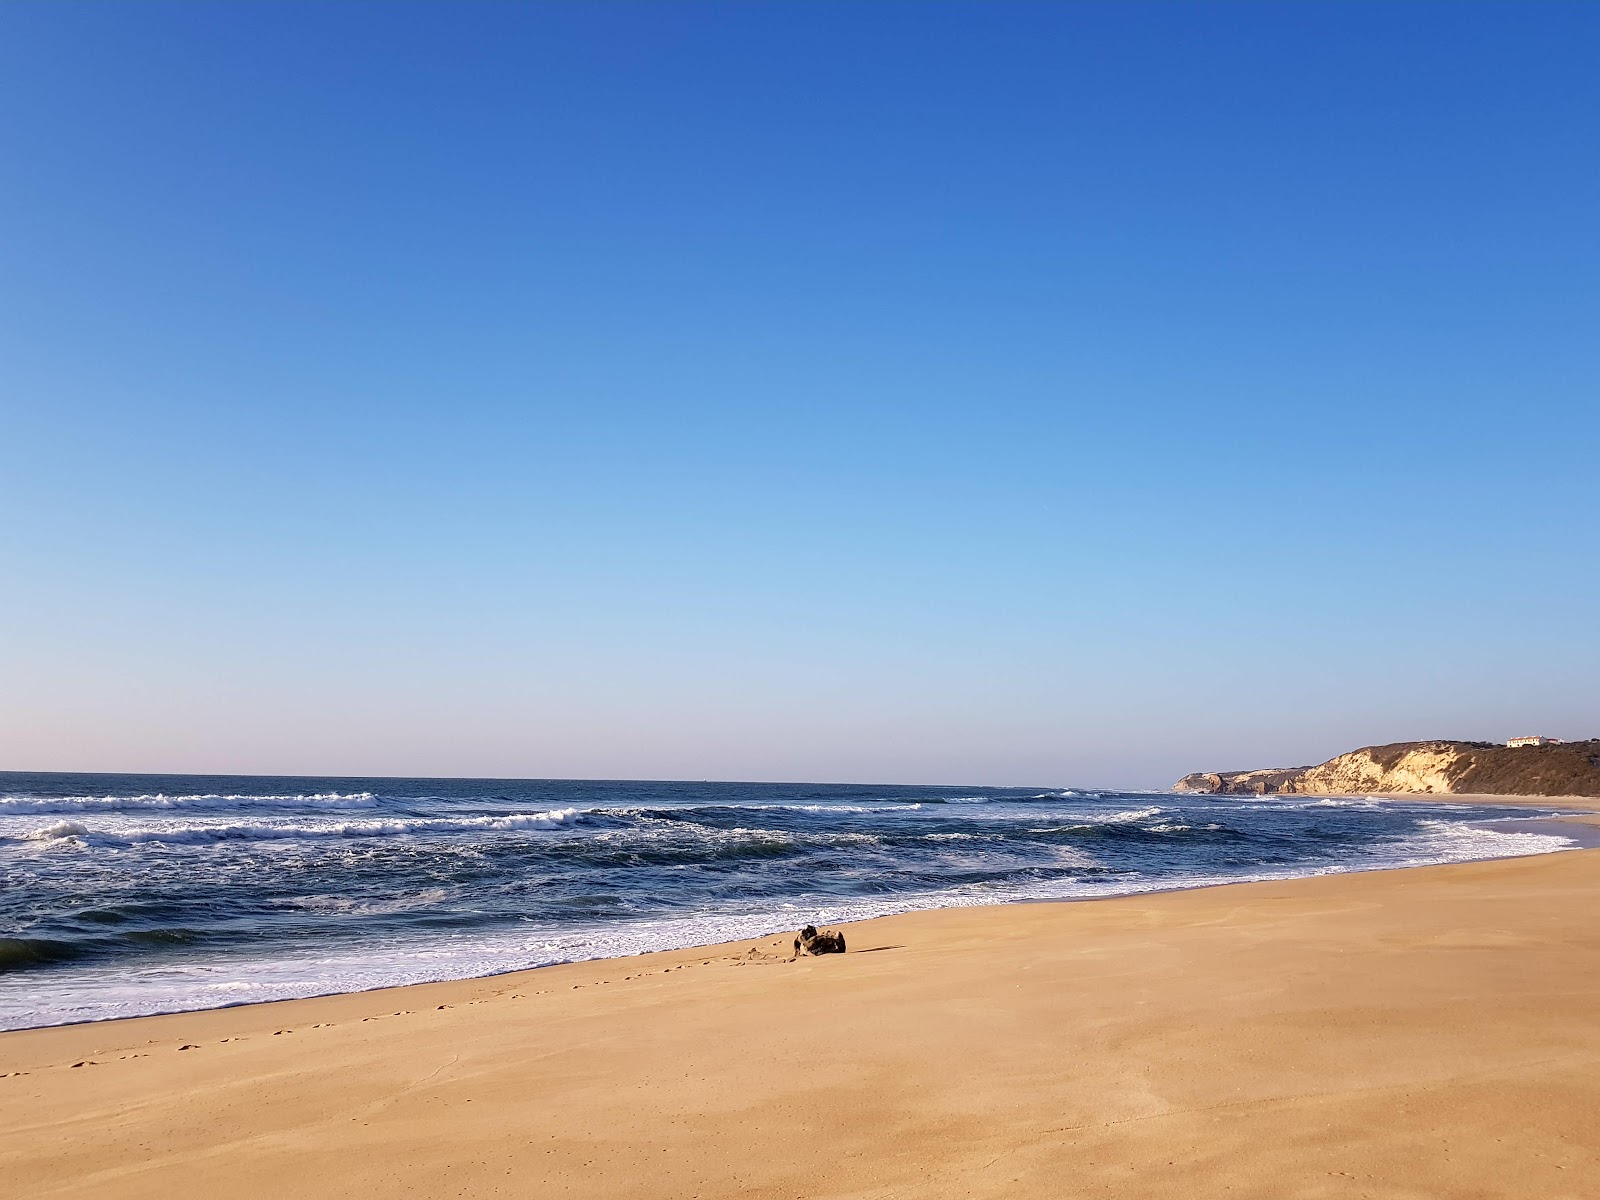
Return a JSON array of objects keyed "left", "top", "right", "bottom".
[{"left": 5, "top": 847, "right": 1600, "bottom": 1198}]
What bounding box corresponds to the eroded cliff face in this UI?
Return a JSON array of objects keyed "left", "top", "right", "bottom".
[
  {"left": 1175, "top": 739, "right": 1600, "bottom": 798},
  {"left": 1295, "top": 744, "right": 1462, "bottom": 795},
  {"left": 1173, "top": 767, "right": 1309, "bottom": 795}
]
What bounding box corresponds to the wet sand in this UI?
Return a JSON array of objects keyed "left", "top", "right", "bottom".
[{"left": 5, "top": 844, "right": 1600, "bottom": 1198}]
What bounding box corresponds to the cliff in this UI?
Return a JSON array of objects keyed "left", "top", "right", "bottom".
[{"left": 1174, "top": 739, "right": 1600, "bottom": 798}]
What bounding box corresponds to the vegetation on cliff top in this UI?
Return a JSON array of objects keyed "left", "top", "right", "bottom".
[{"left": 1445, "top": 739, "right": 1600, "bottom": 797}]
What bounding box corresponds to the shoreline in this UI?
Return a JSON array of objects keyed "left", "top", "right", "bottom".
[
  {"left": 6, "top": 844, "right": 1600, "bottom": 1197},
  {"left": 3, "top": 791, "right": 1594, "bottom": 1036},
  {"left": 4, "top": 793, "right": 1593, "bottom": 1036},
  {"left": 1323, "top": 789, "right": 1600, "bottom": 811}
]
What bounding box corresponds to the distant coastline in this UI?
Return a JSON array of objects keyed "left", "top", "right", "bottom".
[{"left": 1175, "top": 738, "right": 1600, "bottom": 799}]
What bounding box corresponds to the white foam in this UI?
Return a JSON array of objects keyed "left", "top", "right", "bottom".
[
  {"left": 1099, "top": 805, "right": 1164, "bottom": 822},
  {"left": 25, "top": 820, "right": 88, "bottom": 841},
  {"left": 1026, "top": 806, "right": 1165, "bottom": 829},
  {"left": 705, "top": 803, "right": 921, "bottom": 815},
  {"left": 294, "top": 888, "right": 453, "bottom": 916},
  {"left": 0, "top": 792, "right": 378, "bottom": 814},
  {"left": 594, "top": 823, "right": 881, "bottom": 852},
  {"left": 17, "top": 807, "right": 582, "bottom": 847},
  {"left": 1392, "top": 819, "right": 1572, "bottom": 865}
]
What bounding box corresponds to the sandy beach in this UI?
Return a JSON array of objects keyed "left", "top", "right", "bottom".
[{"left": 4, "top": 834, "right": 1599, "bottom": 1199}]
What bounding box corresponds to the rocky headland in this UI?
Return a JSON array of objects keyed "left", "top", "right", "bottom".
[{"left": 1174, "top": 739, "right": 1600, "bottom": 798}]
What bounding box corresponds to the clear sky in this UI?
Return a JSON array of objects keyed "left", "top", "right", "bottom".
[{"left": 2, "top": 2, "right": 1595, "bottom": 788}]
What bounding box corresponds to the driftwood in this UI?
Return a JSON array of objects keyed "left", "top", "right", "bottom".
[{"left": 792, "top": 924, "right": 847, "bottom": 958}]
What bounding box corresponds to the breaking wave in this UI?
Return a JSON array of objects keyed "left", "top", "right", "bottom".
[
  {"left": 18, "top": 807, "right": 583, "bottom": 847},
  {"left": 0, "top": 792, "right": 378, "bottom": 815}
]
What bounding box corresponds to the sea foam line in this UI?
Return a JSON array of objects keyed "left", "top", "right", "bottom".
[
  {"left": 0, "top": 792, "right": 379, "bottom": 814},
  {"left": 20, "top": 808, "right": 583, "bottom": 847}
]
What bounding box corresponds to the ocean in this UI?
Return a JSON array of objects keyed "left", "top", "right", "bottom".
[{"left": 0, "top": 771, "right": 1580, "bottom": 1031}]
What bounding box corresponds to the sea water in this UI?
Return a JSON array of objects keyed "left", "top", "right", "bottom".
[{"left": 0, "top": 771, "right": 1579, "bottom": 1031}]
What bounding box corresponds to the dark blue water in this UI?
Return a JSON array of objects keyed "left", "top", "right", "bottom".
[{"left": 0, "top": 771, "right": 1578, "bottom": 1030}]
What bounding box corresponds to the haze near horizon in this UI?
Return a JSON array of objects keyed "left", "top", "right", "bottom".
[{"left": 2, "top": 2, "right": 1596, "bottom": 789}]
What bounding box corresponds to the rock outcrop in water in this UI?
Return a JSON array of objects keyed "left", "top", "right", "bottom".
[{"left": 1174, "top": 739, "right": 1600, "bottom": 798}]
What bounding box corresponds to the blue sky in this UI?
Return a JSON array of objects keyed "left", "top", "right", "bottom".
[{"left": 2, "top": 2, "right": 1595, "bottom": 787}]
